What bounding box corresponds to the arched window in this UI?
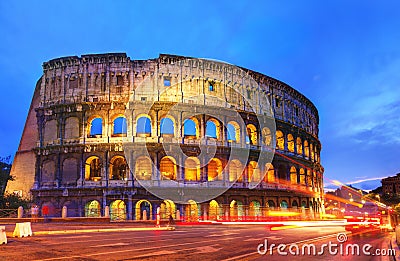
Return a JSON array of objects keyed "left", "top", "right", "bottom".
[
  {"left": 276, "top": 130, "right": 284, "bottom": 150},
  {"left": 109, "top": 156, "right": 128, "bottom": 180},
  {"left": 248, "top": 161, "right": 260, "bottom": 182},
  {"left": 160, "top": 157, "right": 177, "bottom": 180},
  {"left": 85, "top": 156, "right": 102, "bottom": 181},
  {"left": 246, "top": 124, "right": 257, "bottom": 145},
  {"left": 89, "top": 117, "right": 102, "bottom": 137},
  {"left": 287, "top": 134, "right": 294, "bottom": 152},
  {"left": 227, "top": 121, "right": 240, "bottom": 142},
  {"left": 136, "top": 116, "right": 151, "bottom": 136},
  {"left": 206, "top": 121, "right": 217, "bottom": 139},
  {"left": 290, "top": 166, "right": 297, "bottom": 185},
  {"left": 113, "top": 116, "right": 127, "bottom": 136},
  {"left": 296, "top": 137, "right": 302, "bottom": 155},
  {"left": 160, "top": 118, "right": 174, "bottom": 136},
  {"left": 262, "top": 127, "right": 272, "bottom": 146},
  {"left": 135, "top": 156, "right": 152, "bottom": 180},
  {"left": 183, "top": 119, "right": 197, "bottom": 137},
  {"left": 208, "top": 158, "right": 222, "bottom": 181},
  {"left": 280, "top": 200, "right": 288, "bottom": 209},
  {"left": 184, "top": 157, "right": 200, "bottom": 181}
]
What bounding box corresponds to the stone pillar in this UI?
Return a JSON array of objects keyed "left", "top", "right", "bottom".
[
  {"left": 18, "top": 206, "right": 23, "bottom": 218},
  {"left": 62, "top": 206, "right": 67, "bottom": 218},
  {"left": 104, "top": 206, "right": 110, "bottom": 218}
]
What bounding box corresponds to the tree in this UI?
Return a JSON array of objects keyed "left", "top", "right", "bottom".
[{"left": 0, "top": 156, "right": 13, "bottom": 197}]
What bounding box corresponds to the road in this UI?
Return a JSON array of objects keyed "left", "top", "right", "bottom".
[{"left": 0, "top": 224, "right": 396, "bottom": 260}]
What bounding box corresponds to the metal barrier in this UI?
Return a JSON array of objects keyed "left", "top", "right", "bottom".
[{"left": 0, "top": 209, "right": 18, "bottom": 218}]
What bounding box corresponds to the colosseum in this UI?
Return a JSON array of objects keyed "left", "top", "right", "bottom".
[{"left": 7, "top": 53, "right": 324, "bottom": 221}]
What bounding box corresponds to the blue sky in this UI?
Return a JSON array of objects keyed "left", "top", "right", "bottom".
[{"left": 0, "top": 0, "right": 399, "bottom": 189}]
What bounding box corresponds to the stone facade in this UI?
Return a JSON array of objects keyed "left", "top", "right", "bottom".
[{"left": 7, "top": 53, "right": 324, "bottom": 220}]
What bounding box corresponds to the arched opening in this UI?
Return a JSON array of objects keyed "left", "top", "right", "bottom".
[
  {"left": 228, "top": 159, "right": 243, "bottom": 182},
  {"left": 160, "top": 117, "right": 174, "bottom": 136},
  {"left": 264, "top": 163, "right": 275, "bottom": 183},
  {"left": 304, "top": 140, "right": 309, "bottom": 158},
  {"left": 299, "top": 168, "right": 306, "bottom": 185},
  {"left": 246, "top": 124, "right": 257, "bottom": 145},
  {"left": 184, "top": 157, "right": 200, "bottom": 181},
  {"left": 88, "top": 117, "right": 102, "bottom": 138},
  {"left": 160, "top": 156, "right": 177, "bottom": 180},
  {"left": 227, "top": 121, "right": 240, "bottom": 143},
  {"left": 248, "top": 161, "right": 260, "bottom": 182},
  {"left": 85, "top": 200, "right": 100, "bottom": 217},
  {"left": 287, "top": 134, "right": 294, "bottom": 152},
  {"left": 209, "top": 200, "right": 221, "bottom": 221},
  {"left": 249, "top": 200, "right": 261, "bottom": 219},
  {"left": 301, "top": 201, "right": 307, "bottom": 208},
  {"left": 85, "top": 156, "right": 102, "bottom": 181},
  {"left": 276, "top": 130, "right": 284, "bottom": 150},
  {"left": 290, "top": 166, "right": 297, "bottom": 185},
  {"left": 160, "top": 199, "right": 176, "bottom": 219},
  {"left": 230, "top": 200, "right": 243, "bottom": 221},
  {"left": 110, "top": 200, "right": 126, "bottom": 220},
  {"left": 267, "top": 200, "right": 276, "bottom": 209},
  {"left": 136, "top": 116, "right": 151, "bottom": 136},
  {"left": 310, "top": 143, "right": 314, "bottom": 161},
  {"left": 296, "top": 137, "right": 303, "bottom": 155},
  {"left": 135, "top": 200, "right": 152, "bottom": 220},
  {"left": 112, "top": 116, "right": 127, "bottom": 137},
  {"left": 207, "top": 158, "right": 222, "bottom": 181},
  {"left": 109, "top": 156, "right": 128, "bottom": 180},
  {"left": 205, "top": 120, "right": 217, "bottom": 139},
  {"left": 135, "top": 156, "right": 152, "bottom": 180},
  {"left": 280, "top": 200, "right": 288, "bottom": 209},
  {"left": 292, "top": 200, "right": 299, "bottom": 208},
  {"left": 277, "top": 165, "right": 286, "bottom": 183},
  {"left": 262, "top": 127, "right": 272, "bottom": 146},
  {"left": 183, "top": 118, "right": 198, "bottom": 138},
  {"left": 185, "top": 200, "right": 198, "bottom": 222}
]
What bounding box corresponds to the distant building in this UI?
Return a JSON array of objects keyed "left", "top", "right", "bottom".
[{"left": 382, "top": 174, "right": 400, "bottom": 195}]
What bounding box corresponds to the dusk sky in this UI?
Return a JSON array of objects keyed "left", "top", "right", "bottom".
[{"left": 0, "top": 1, "right": 399, "bottom": 190}]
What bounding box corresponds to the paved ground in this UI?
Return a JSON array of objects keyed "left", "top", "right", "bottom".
[{"left": 0, "top": 222, "right": 397, "bottom": 260}]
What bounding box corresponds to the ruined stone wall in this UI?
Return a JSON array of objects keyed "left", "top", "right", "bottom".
[{"left": 7, "top": 53, "right": 323, "bottom": 200}]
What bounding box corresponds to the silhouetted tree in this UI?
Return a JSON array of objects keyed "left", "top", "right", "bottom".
[{"left": 0, "top": 156, "right": 12, "bottom": 197}]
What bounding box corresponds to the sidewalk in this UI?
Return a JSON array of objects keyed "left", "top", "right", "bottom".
[{"left": 391, "top": 232, "right": 400, "bottom": 261}]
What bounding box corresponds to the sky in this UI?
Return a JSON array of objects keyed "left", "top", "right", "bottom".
[{"left": 0, "top": 0, "right": 399, "bottom": 190}]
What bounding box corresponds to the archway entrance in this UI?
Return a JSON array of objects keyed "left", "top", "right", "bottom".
[
  {"left": 230, "top": 200, "right": 243, "bottom": 221},
  {"left": 110, "top": 200, "right": 126, "bottom": 220},
  {"left": 249, "top": 200, "right": 261, "bottom": 219},
  {"left": 185, "top": 200, "right": 199, "bottom": 222},
  {"left": 209, "top": 200, "right": 221, "bottom": 221},
  {"left": 135, "top": 200, "right": 152, "bottom": 220},
  {"left": 85, "top": 200, "right": 100, "bottom": 217},
  {"left": 160, "top": 199, "right": 176, "bottom": 219}
]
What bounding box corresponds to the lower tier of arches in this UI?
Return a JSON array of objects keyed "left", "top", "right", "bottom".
[{"left": 32, "top": 187, "right": 324, "bottom": 221}]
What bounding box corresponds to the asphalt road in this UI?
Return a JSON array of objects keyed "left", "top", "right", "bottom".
[{"left": 0, "top": 225, "right": 396, "bottom": 261}]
